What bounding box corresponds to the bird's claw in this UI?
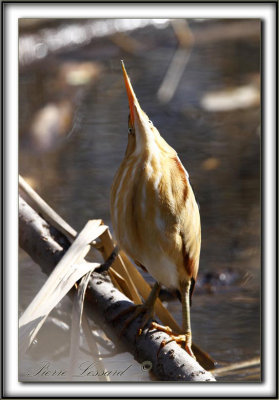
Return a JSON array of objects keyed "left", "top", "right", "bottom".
[
  {"left": 151, "top": 322, "right": 195, "bottom": 359},
  {"left": 151, "top": 321, "right": 173, "bottom": 334}
]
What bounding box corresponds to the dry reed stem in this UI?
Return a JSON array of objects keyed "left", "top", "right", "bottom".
[
  {"left": 100, "top": 229, "right": 142, "bottom": 305},
  {"left": 211, "top": 357, "right": 260, "bottom": 377},
  {"left": 19, "top": 212, "right": 103, "bottom": 354},
  {"left": 119, "top": 251, "right": 181, "bottom": 331},
  {"left": 19, "top": 175, "right": 214, "bottom": 369},
  {"left": 19, "top": 194, "right": 216, "bottom": 379},
  {"left": 19, "top": 174, "right": 77, "bottom": 241}
]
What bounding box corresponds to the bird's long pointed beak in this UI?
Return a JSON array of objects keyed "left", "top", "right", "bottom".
[{"left": 121, "top": 60, "right": 138, "bottom": 126}]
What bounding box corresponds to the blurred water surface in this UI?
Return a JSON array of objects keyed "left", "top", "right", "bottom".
[{"left": 19, "top": 18, "right": 261, "bottom": 382}]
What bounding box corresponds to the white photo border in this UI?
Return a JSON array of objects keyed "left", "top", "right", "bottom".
[{"left": 3, "top": 2, "right": 277, "bottom": 398}]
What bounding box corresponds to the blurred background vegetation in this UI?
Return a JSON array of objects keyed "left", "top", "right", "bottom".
[{"left": 19, "top": 18, "right": 261, "bottom": 382}]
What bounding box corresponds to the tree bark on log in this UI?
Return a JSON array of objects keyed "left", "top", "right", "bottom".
[
  {"left": 19, "top": 196, "right": 71, "bottom": 274},
  {"left": 19, "top": 196, "right": 216, "bottom": 382}
]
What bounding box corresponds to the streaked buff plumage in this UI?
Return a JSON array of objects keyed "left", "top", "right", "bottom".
[
  {"left": 110, "top": 62, "right": 201, "bottom": 356},
  {"left": 111, "top": 84, "right": 200, "bottom": 291}
]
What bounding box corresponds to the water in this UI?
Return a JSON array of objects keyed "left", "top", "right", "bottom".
[{"left": 19, "top": 18, "right": 261, "bottom": 382}]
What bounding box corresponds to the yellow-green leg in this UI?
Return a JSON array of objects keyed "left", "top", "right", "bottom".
[
  {"left": 151, "top": 280, "right": 196, "bottom": 359},
  {"left": 181, "top": 280, "right": 195, "bottom": 358}
]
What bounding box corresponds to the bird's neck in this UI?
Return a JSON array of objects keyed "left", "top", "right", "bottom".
[{"left": 136, "top": 127, "right": 175, "bottom": 160}]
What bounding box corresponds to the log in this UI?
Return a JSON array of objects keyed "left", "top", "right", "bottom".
[
  {"left": 19, "top": 195, "right": 70, "bottom": 274},
  {"left": 19, "top": 175, "right": 215, "bottom": 370},
  {"left": 19, "top": 196, "right": 216, "bottom": 382},
  {"left": 84, "top": 274, "right": 215, "bottom": 382}
]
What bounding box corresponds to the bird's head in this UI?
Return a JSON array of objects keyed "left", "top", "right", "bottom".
[{"left": 121, "top": 61, "right": 171, "bottom": 157}]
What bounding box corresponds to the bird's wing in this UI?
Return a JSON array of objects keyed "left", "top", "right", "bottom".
[{"left": 169, "top": 156, "right": 201, "bottom": 282}]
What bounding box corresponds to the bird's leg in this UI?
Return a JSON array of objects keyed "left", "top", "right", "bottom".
[
  {"left": 112, "top": 282, "right": 161, "bottom": 336},
  {"left": 152, "top": 281, "right": 196, "bottom": 359},
  {"left": 138, "top": 281, "right": 161, "bottom": 333},
  {"left": 180, "top": 280, "right": 195, "bottom": 358}
]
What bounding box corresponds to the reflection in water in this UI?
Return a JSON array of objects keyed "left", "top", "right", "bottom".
[
  {"left": 19, "top": 18, "right": 261, "bottom": 382},
  {"left": 30, "top": 100, "right": 74, "bottom": 152},
  {"left": 201, "top": 83, "right": 260, "bottom": 112},
  {"left": 19, "top": 19, "right": 169, "bottom": 66}
]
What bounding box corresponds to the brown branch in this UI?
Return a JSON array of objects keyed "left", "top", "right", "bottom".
[{"left": 19, "top": 195, "right": 215, "bottom": 382}]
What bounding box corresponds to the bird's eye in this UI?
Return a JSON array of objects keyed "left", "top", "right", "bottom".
[
  {"left": 148, "top": 120, "right": 153, "bottom": 125},
  {"left": 128, "top": 114, "right": 134, "bottom": 135}
]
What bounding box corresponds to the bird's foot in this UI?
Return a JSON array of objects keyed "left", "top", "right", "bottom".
[
  {"left": 151, "top": 322, "right": 195, "bottom": 359},
  {"left": 111, "top": 303, "right": 154, "bottom": 337}
]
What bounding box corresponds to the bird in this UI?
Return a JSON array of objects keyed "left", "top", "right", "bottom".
[{"left": 110, "top": 61, "right": 201, "bottom": 358}]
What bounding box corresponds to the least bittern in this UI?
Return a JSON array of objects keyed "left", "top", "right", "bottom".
[{"left": 110, "top": 61, "right": 201, "bottom": 358}]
